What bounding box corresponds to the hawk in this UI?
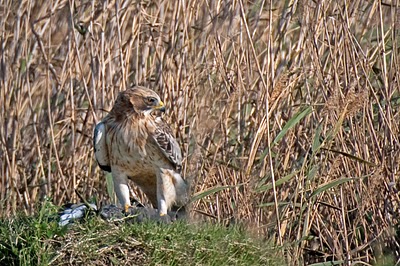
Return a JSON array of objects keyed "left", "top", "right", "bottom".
[{"left": 93, "top": 86, "right": 188, "bottom": 217}]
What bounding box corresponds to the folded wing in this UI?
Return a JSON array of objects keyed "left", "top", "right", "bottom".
[
  {"left": 151, "top": 117, "right": 183, "bottom": 172},
  {"left": 93, "top": 122, "right": 111, "bottom": 172}
]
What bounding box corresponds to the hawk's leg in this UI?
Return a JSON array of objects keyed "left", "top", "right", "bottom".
[
  {"left": 156, "top": 184, "right": 168, "bottom": 216},
  {"left": 157, "top": 169, "right": 177, "bottom": 216},
  {"left": 112, "top": 170, "right": 131, "bottom": 213}
]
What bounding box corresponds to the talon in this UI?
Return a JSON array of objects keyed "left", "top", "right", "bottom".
[
  {"left": 160, "top": 212, "right": 167, "bottom": 216},
  {"left": 124, "top": 204, "right": 131, "bottom": 213}
]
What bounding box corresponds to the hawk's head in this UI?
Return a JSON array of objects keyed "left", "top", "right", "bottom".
[{"left": 112, "top": 86, "right": 166, "bottom": 116}]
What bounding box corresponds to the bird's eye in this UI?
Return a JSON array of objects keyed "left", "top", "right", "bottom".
[{"left": 146, "top": 97, "right": 157, "bottom": 105}]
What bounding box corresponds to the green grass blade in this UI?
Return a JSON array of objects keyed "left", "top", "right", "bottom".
[
  {"left": 307, "top": 261, "right": 344, "bottom": 266},
  {"left": 321, "top": 147, "right": 376, "bottom": 166},
  {"left": 312, "top": 122, "right": 323, "bottom": 154},
  {"left": 272, "top": 106, "right": 313, "bottom": 147},
  {"left": 310, "top": 178, "right": 354, "bottom": 198},
  {"left": 256, "top": 171, "right": 298, "bottom": 193},
  {"left": 105, "top": 173, "right": 116, "bottom": 205},
  {"left": 258, "top": 201, "right": 291, "bottom": 208},
  {"left": 190, "top": 184, "right": 243, "bottom": 203},
  {"left": 324, "top": 104, "right": 347, "bottom": 145},
  {"left": 260, "top": 106, "right": 313, "bottom": 161},
  {"left": 306, "top": 165, "right": 318, "bottom": 182}
]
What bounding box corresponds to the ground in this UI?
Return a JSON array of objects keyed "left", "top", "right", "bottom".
[{"left": 0, "top": 202, "right": 284, "bottom": 266}]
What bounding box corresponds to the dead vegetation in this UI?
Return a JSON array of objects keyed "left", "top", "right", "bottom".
[{"left": 1, "top": 0, "right": 400, "bottom": 264}]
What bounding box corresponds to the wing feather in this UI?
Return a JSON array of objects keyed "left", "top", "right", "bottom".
[
  {"left": 151, "top": 117, "right": 182, "bottom": 171},
  {"left": 94, "top": 122, "right": 111, "bottom": 172}
]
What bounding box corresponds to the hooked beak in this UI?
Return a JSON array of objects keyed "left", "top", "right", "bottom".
[{"left": 155, "top": 100, "right": 166, "bottom": 113}]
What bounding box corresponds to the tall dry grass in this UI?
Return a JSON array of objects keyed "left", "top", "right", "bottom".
[{"left": 1, "top": 0, "right": 400, "bottom": 264}]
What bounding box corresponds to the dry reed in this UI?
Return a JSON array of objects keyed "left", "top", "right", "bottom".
[{"left": 1, "top": 0, "right": 400, "bottom": 264}]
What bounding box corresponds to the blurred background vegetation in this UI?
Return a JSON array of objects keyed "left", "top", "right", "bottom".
[{"left": 1, "top": 0, "right": 400, "bottom": 264}]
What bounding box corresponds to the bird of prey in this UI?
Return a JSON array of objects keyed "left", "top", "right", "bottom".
[{"left": 93, "top": 86, "right": 188, "bottom": 217}]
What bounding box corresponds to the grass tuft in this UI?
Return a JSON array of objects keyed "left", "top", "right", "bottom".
[
  {"left": 0, "top": 204, "right": 283, "bottom": 266},
  {"left": 0, "top": 200, "right": 64, "bottom": 266}
]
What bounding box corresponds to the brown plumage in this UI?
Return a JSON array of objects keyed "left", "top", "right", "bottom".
[{"left": 93, "top": 86, "right": 188, "bottom": 216}]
